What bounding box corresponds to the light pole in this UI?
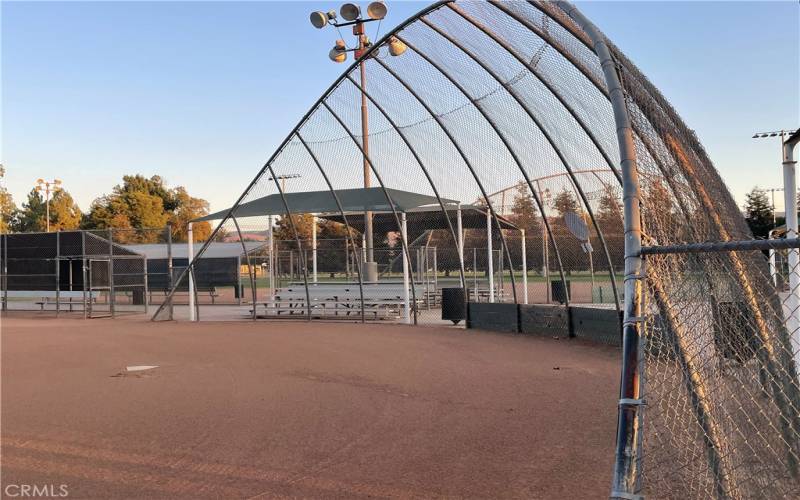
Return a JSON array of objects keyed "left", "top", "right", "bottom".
[
  {"left": 754, "top": 131, "right": 798, "bottom": 224},
  {"left": 754, "top": 129, "right": 800, "bottom": 369},
  {"left": 310, "top": 2, "right": 407, "bottom": 282},
  {"left": 765, "top": 187, "right": 785, "bottom": 225},
  {"left": 35, "top": 178, "right": 62, "bottom": 232}
]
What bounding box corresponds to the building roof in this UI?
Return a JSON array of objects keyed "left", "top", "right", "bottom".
[
  {"left": 194, "top": 187, "right": 459, "bottom": 222},
  {"left": 122, "top": 241, "right": 267, "bottom": 260}
]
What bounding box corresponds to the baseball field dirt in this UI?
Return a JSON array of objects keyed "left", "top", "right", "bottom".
[{"left": 1, "top": 314, "right": 619, "bottom": 499}]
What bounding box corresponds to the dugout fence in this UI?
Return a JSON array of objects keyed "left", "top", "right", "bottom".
[
  {"left": 632, "top": 238, "right": 800, "bottom": 498},
  {"left": 0, "top": 230, "right": 148, "bottom": 318}
]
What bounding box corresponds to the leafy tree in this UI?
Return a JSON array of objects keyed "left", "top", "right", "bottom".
[
  {"left": 642, "top": 180, "right": 683, "bottom": 243},
  {"left": 0, "top": 166, "right": 17, "bottom": 233},
  {"left": 83, "top": 175, "right": 210, "bottom": 243},
  {"left": 10, "top": 187, "right": 81, "bottom": 232},
  {"left": 508, "top": 182, "right": 540, "bottom": 234},
  {"left": 273, "top": 214, "right": 315, "bottom": 242},
  {"left": 11, "top": 189, "right": 47, "bottom": 232},
  {"left": 47, "top": 190, "right": 82, "bottom": 231},
  {"left": 169, "top": 187, "right": 211, "bottom": 242},
  {"left": 596, "top": 187, "right": 623, "bottom": 228},
  {"left": 743, "top": 186, "right": 773, "bottom": 238},
  {"left": 552, "top": 189, "right": 581, "bottom": 217}
]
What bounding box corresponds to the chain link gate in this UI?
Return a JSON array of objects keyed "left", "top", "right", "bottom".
[
  {"left": 87, "top": 258, "right": 112, "bottom": 318},
  {"left": 621, "top": 238, "right": 800, "bottom": 498}
]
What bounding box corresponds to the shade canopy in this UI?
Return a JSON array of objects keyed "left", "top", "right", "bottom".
[
  {"left": 194, "top": 187, "right": 460, "bottom": 222},
  {"left": 321, "top": 204, "right": 519, "bottom": 232}
]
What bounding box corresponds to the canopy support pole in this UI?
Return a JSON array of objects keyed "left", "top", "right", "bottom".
[
  {"left": 401, "top": 212, "right": 411, "bottom": 324},
  {"left": 268, "top": 215, "right": 274, "bottom": 300},
  {"left": 457, "top": 202, "right": 464, "bottom": 288},
  {"left": 487, "top": 209, "right": 494, "bottom": 303},
  {"left": 188, "top": 222, "right": 196, "bottom": 322},
  {"left": 521, "top": 229, "right": 528, "bottom": 305},
  {"left": 312, "top": 214, "right": 318, "bottom": 284}
]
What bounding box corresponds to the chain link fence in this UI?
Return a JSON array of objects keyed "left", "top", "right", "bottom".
[
  {"left": 638, "top": 239, "right": 800, "bottom": 498},
  {"left": 0, "top": 230, "right": 148, "bottom": 317}
]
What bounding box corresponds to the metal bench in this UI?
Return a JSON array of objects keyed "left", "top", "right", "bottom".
[
  {"left": 256, "top": 283, "right": 423, "bottom": 319},
  {"left": 4, "top": 290, "right": 97, "bottom": 311}
]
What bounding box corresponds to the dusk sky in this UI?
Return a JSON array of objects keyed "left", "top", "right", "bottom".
[{"left": 2, "top": 1, "right": 798, "bottom": 213}]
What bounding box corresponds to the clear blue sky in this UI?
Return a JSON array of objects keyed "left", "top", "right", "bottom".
[{"left": 2, "top": 1, "right": 798, "bottom": 214}]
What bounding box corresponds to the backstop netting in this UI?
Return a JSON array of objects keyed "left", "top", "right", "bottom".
[{"left": 152, "top": 1, "right": 800, "bottom": 496}]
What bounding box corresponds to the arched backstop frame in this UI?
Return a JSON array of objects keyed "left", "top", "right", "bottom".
[{"left": 152, "top": 2, "right": 800, "bottom": 497}]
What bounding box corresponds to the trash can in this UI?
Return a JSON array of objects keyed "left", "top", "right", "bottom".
[
  {"left": 132, "top": 289, "right": 145, "bottom": 305},
  {"left": 551, "top": 280, "right": 571, "bottom": 304},
  {"left": 441, "top": 287, "right": 466, "bottom": 325}
]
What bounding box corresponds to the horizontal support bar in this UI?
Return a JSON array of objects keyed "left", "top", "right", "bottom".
[{"left": 641, "top": 238, "right": 800, "bottom": 255}]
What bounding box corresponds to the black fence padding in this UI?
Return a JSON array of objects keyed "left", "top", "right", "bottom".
[
  {"left": 570, "top": 307, "right": 623, "bottom": 347},
  {"left": 2, "top": 232, "right": 142, "bottom": 259},
  {"left": 713, "top": 301, "right": 759, "bottom": 364},
  {"left": 441, "top": 288, "right": 466, "bottom": 323},
  {"left": 2, "top": 233, "right": 146, "bottom": 292},
  {"left": 112, "top": 259, "right": 145, "bottom": 287},
  {"left": 59, "top": 260, "right": 84, "bottom": 289},
  {"left": 551, "top": 280, "right": 571, "bottom": 304},
  {"left": 3, "top": 233, "right": 58, "bottom": 258},
  {"left": 57, "top": 232, "right": 85, "bottom": 257},
  {"left": 519, "top": 304, "right": 570, "bottom": 338},
  {"left": 5, "top": 258, "right": 57, "bottom": 290},
  {"left": 145, "top": 257, "right": 238, "bottom": 291},
  {"left": 467, "top": 303, "right": 519, "bottom": 333}
]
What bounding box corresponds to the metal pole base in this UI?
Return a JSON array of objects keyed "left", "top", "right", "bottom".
[{"left": 361, "top": 261, "right": 378, "bottom": 283}]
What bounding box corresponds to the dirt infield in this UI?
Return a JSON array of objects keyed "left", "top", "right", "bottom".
[{"left": 1, "top": 314, "right": 619, "bottom": 499}]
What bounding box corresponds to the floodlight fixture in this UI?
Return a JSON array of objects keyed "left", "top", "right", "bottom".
[
  {"left": 366, "top": 1, "right": 387, "bottom": 20},
  {"left": 387, "top": 36, "right": 406, "bottom": 56},
  {"left": 752, "top": 129, "right": 797, "bottom": 141},
  {"left": 340, "top": 3, "right": 361, "bottom": 21},
  {"left": 329, "top": 40, "right": 348, "bottom": 63},
  {"left": 34, "top": 177, "right": 64, "bottom": 232},
  {"left": 310, "top": 11, "right": 329, "bottom": 29},
  {"left": 308, "top": 2, "right": 401, "bottom": 277},
  {"left": 267, "top": 173, "right": 302, "bottom": 192}
]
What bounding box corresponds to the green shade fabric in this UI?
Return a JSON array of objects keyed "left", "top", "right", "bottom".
[{"left": 194, "top": 187, "right": 460, "bottom": 222}]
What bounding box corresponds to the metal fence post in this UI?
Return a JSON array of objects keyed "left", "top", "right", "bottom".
[
  {"left": 522, "top": 230, "right": 528, "bottom": 305},
  {"left": 188, "top": 222, "right": 195, "bottom": 322},
  {"left": 81, "top": 231, "right": 88, "bottom": 319},
  {"left": 55, "top": 231, "right": 60, "bottom": 316},
  {"left": 166, "top": 224, "right": 173, "bottom": 321},
  {"left": 487, "top": 209, "right": 494, "bottom": 303},
  {"left": 2, "top": 234, "right": 6, "bottom": 311},
  {"left": 401, "top": 212, "right": 411, "bottom": 324},
  {"left": 783, "top": 137, "right": 800, "bottom": 369},
  {"left": 143, "top": 256, "right": 149, "bottom": 315},
  {"left": 109, "top": 229, "right": 115, "bottom": 318},
  {"left": 555, "top": 2, "right": 645, "bottom": 496}
]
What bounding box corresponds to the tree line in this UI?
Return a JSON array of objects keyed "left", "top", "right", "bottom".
[
  {"left": 264, "top": 182, "right": 626, "bottom": 276},
  {"left": 742, "top": 186, "right": 790, "bottom": 239},
  {"left": 0, "top": 172, "right": 211, "bottom": 242}
]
